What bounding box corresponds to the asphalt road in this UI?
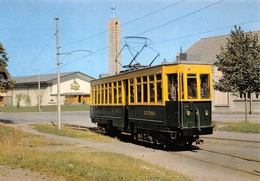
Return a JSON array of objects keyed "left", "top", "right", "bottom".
[
  {"left": 0, "top": 111, "right": 95, "bottom": 127},
  {"left": 0, "top": 111, "right": 259, "bottom": 127}
]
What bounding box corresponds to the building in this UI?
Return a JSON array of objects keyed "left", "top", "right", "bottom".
[
  {"left": 1, "top": 72, "right": 94, "bottom": 107},
  {"left": 185, "top": 30, "right": 260, "bottom": 114}
]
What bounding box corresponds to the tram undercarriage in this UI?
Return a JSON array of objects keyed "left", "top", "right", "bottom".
[{"left": 97, "top": 122, "right": 203, "bottom": 148}]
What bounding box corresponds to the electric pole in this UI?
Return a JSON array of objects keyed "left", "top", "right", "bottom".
[{"left": 55, "top": 17, "right": 61, "bottom": 130}]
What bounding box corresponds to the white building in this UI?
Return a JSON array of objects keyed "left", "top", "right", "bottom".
[{"left": 1, "top": 72, "right": 94, "bottom": 107}]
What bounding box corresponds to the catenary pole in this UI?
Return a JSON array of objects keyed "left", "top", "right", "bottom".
[{"left": 55, "top": 17, "right": 61, "bottom": 130}]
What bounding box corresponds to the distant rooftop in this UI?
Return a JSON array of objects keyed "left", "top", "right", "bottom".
[
  {"left": 12, "top": 71, "right": 95, "bottom": 84},
  {"left": 185, "top": 30, "right": 260, "bottom": 64}
]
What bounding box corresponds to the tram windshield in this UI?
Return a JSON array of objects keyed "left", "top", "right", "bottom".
[{"left": 187, "top": 74, "right": 210, "bottom": 99}]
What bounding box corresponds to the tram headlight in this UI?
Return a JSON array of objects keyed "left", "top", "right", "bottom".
[
  {"left": 205, "top": 110, "right": 209, "bottom": 116},
  {"left": 186, "top": 110, "right": 191, "bottom": 116}
]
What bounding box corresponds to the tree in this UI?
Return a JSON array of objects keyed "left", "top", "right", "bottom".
[
  {"left": 0, "top": 43, "right": 15, "bottom": 92},
  {"left": 214, "top": 26, "right": 260, "bottom": 122},
  {"left": 15, "top": 93, "right": 23, "bottom": 109}
]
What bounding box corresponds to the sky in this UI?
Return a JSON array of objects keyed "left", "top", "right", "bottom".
[{"left": 0, "top": 0, "right": 259, "bottom": 79}]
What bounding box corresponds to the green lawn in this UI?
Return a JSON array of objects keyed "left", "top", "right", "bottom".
[{"left": 0, "top": 123, "right": 190, "bottom": 181}]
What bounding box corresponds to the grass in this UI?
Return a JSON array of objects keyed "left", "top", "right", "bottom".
[
  {"left": 31, "top": 123, "right": 115, "bottom": 142},
  {"left": 213, "top": 121, "right": 260, "bottom": 133},
  {"left": 0, "top": 104, "right": 90, "bottom": 112},
  {"left": 0, "top": 123, "right": 190, "bottom": 181}
]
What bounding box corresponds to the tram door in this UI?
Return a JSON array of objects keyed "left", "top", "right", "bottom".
[{"left": 166, "top": 74, "right": 179, "bottom": 127}]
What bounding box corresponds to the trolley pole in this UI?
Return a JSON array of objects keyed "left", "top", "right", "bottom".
[{"left": 55, "top": 17, "right": 61, "bottom": 130}]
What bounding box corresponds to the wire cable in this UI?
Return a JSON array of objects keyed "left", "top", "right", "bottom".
[
  {"left": 121, "top": 0, "right": 185, "bottom": 26},
  {"left": 61, "top": 0, "right": 185, "bottom": 48},
  {"left": 136, "top": 0, "right": 224, "bottom": 36},
  {"left": 15, "top": 34, "right": 56, "bottom": 76},
  {"left": 151, "top": 19, "right": 260, "bottom": 45}
]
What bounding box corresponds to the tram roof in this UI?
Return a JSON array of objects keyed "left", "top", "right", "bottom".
[{"left": 92, "top": 60, "right": 212, "bottom": 83}]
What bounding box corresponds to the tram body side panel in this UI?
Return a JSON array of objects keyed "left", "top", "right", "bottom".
[
  {"left": 128, "top": 104, "right": 181, "bottom": 130},
  {"left": 128, "top": 105, "right": 165, "bottom": 130},
  {"left": 90, "top": 106, "right": 125, "bottom": 130}
]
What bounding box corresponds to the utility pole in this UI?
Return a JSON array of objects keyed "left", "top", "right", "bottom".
[{"left": 55, "top": 17, "right": 61, "bottom": 130}]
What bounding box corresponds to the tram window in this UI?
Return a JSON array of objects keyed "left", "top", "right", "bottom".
[
  {"left": 157, "top": 82, "right": 162, "bottom": 102},
  {"left": 92, "top": 86, "right": 95, "bottom": 104},
  {"left": 156, "top": 74, "right": 161, "bottom": 81},
  {"left": 118, "top": 81, "right": 122, "bottom": 104},
  {"left": 143, "top": 76, "right": 148, "bottom": 103},
  {"left": 143, "top": 76, "right": 147, "bottom": 82},
  {"left": 113, "top": 82, "right": 117, "bottom": 104},
  {"left": 143, "top": 83, "right": 148, "bottom": 103},
  {"left": 101, "top": 90, "right": 104, "bottom": 104},
  {"left": 167, "top": 74, "right": 178, "bottom": 101},
  {"left": 188, "top": 78, "right": 197, "bottom": 99},
  {"left": 130, "top": 78, "right": 134, "bottom": 84},
  {"left": 137, "top": 77, "right": 141, "bottom": 83},
  {"left": 137, "top": 84, "right": 141, "bottom": 103},
  {"left": 129, "top": 78, "right": 134, "bottom": 103},
  {"left": 149, "top": 75, "right": 154, "bottom": 81},
  {"left": 97, "top": 85, "right": 100, "bottom": 104},
  {"left": 95, "top": 85, "right": 98, "bottom": 104},
  {"left": 109, "top": 83, "right": 112, "bottom": 104},
  {"left": 200, "top": 74, "right": 210, "bottom": 99},
  {"left": 104, "top": 84, "right": 107, "bottom": 104},
  {"left": 118, "top": 87, "right": 122, "bottom": 103},
  {"left": 150, "top": 83, "right": 154, "bottom": 102},
  {"left": 130, "top": 85, "right": 134, "bottom": 103}
]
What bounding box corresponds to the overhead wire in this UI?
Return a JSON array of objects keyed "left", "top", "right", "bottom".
[
  {"left": 91, "top": 0, "right": 224, "bottom": 60},
  {"left": 151, "top": 19, "right": 260, "bottom": 45},
  {"left": 68, "top": 0, "right": 224, "bottom": 58},
  {"left": 61, "top": 0, "right": 186, "bottom": 48},
  {"left": 15, "top": 33, "right": 56, "bottom": 77},
  {"left": 121, "top": 0, "right": 185, "bottom": 26},
  {"left": 136, "top": 0, "right": 224, "bottom": 36},
  {"left": 19, "top": 1, "right": 258, "bottom": 76}
]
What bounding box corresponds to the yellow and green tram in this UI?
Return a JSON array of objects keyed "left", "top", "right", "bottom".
[{"left": 90, "top": 63, "right": 213, "bottom": 147}]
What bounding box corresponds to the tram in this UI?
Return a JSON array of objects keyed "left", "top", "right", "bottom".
[{"left": 90, "top": 62, "right": 213, "bottom": 147}]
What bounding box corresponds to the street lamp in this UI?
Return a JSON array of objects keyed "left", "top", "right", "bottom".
[
  {"left": 56, "top": 50, "right": 91, "bottom": 130},
  {"left": 55, "top": 17, "right": 92, "bottom": 130}
]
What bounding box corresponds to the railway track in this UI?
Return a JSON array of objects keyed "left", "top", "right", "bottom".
[
  {"left": 58, "top": 123, "right": 260, "bottom": 179},
  {"left": 175, "top": 146, "right": 260, "bottom": 177},
  {"left": 202, "top": 136, "right": 260, "bottom": 144},
  {"left": 178, "top": 136, "right": 260, "bottom": 178}
]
